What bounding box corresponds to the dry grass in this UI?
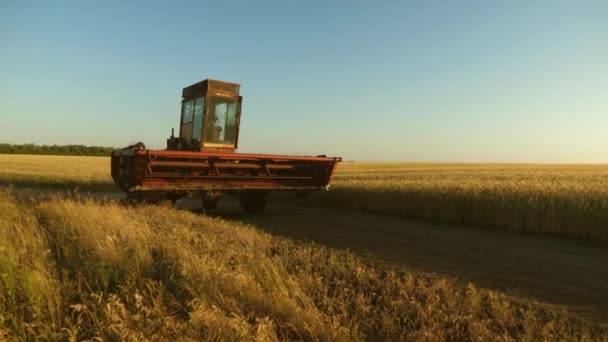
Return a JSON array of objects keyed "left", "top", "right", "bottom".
[{"left": 0, "top": 189, "right": 605, "bottom": 340}]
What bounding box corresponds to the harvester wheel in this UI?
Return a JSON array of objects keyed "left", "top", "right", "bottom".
[
  {"left": 126, "top": 192, "right": 173, "bottom": 206},
  {"left": 201, "top": 191, "right": 221, "bottom": 211},
  {"left": 295, "top": 191, "right": 312, "bottom": 198},
  {"left": 239, "top": 191, "right": 268, "bottom": 214},
  {"left": 126, "top": 192, "right": 145, "bottom": 204},
  {"left": 156, "top": 197, "right": 176, "bottom": 207}
]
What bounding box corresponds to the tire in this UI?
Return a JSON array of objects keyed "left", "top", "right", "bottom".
[
  {"left": 295, "top": 191, "right": 311, "bottom": 198},
  {"left": 126, "top": 192, "right": 177, "bottom": 206},
  {"left": 156, "top": 196, "right": 177, "bottom": 207},
  {"left": 238, "top": 191, "right": 268, "bottom": 214},
  {"left": 126, "top": 191, "right": 146, "bottom": 205},
  {"left": 202, "top": 191, "right": 221, "bottom": 212}
]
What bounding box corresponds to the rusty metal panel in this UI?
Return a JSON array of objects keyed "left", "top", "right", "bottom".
[
  {"left": 182, "top": 79, "right": 240, "bottom": 98},
  {"left": 111, "top": 148, "right": 341, "bottom": 193},
  {"left": 136, "top": 149, "right": 342, "bottom": 162},
  {"left": 149, "top": 161, "right": 210, "bottom": 168}
]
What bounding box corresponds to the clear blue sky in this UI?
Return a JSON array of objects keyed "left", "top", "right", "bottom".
[{"left": 1, "top": 1, "right": 606, "bottom": 162}]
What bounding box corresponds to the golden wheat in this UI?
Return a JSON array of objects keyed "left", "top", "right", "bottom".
[
  {"left": 307, "top": 163, "right": 608, "bottom": 239},
  {"left": 0, "top": 190, "right": 604, "bottom": 340},
  {"left": 0, "top": 154, "right": 112, "bottom": 191}
]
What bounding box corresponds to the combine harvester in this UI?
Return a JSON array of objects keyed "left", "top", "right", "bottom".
[{"left": 111, "top": 79, "right": 341, "bottom": 212}]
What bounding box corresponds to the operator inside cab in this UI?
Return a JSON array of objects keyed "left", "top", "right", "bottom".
[{"left": 205, "top": 95, "right": 238, "bottom": 145}]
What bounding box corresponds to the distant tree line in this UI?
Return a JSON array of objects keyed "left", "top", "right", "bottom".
[{"left": 0, "top": 143, "right": 114, "bottom": 156}]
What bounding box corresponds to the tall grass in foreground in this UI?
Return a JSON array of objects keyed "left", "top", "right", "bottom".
[
  {"left": 307, "top": 163, "right": 608, "bottom": 239},
  {"left": 1, "top": 190, "right": 605, "bottom": 340}
]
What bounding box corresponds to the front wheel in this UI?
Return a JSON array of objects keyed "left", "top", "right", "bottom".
[{"left": 238, "top": 191, "right": 268, "bottom": 214}]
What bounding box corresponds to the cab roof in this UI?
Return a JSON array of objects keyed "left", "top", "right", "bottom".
[{"left": 182, "top": 79, "right": 240, "bottom": 98}]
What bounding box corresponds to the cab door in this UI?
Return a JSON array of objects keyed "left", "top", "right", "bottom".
[
  {"left": 180, "top": 99, "right": 194, "bottom": 143},
  {"left": 180, "top": 96, "right": 205, "bottom": 147}
]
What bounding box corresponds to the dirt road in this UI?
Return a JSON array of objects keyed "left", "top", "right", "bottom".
[{"left": 192, "top": 197, "right": 608, "bottom": 323}]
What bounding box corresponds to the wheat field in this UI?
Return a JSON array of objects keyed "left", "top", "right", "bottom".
[
  {"left": 310, "top": 162, "right": 608, "bottom": 239},
  {"left": 0, "top": 154, "right": 112, "bottom": 191},
  {"left": 1, "top": 155, "right": 608, "bottom": 339},
  {"left": 1, "top": 190, "right": 605, "bottom": 340},
  {"left": 1, "top": 154, "right": 608, "bottom": 239}
]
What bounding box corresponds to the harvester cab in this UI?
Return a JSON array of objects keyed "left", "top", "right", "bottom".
[
  {"left": 167, "top": 79, "right": 242, "bottom": 153},
  {"left": 111, "top": 79, "right": 341, "bottom": 213}
]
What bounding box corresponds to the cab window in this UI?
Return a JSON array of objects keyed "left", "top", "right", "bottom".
[
  {"left": 192, "top": 97, "right": 205, "bottom": 141},
  {"left": 182, "top": 100, "right": 194, "bottom": 123},
  {"left": 205, "top": 96, "right": 238, "bottom": 145}
]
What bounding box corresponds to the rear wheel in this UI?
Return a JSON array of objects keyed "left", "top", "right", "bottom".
[
  {"left": 201, "top": 191, "right": 222, "bottom": 212},
  {"left": 126, "top": 192, "right": 179, "bottom": 206},
  {"left": 295, "top": 191, "right": 312, "bottom": 198},
  {"left": 126, "top": 191, "right": 149, "bottom": 205},
  {"left": 157, "top": 193, "right": 181, "bottom": 207},
  {"left": 239, "top": 191, "right": 268, "bottom": 214}
]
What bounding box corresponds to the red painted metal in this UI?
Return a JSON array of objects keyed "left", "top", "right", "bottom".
[{"left": 111, "top": 148, "right": 341, "bottom": 193}]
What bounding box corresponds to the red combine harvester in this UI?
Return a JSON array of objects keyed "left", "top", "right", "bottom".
[{"left": 111, "top": 79, "right": 341, "bottom": 212}]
